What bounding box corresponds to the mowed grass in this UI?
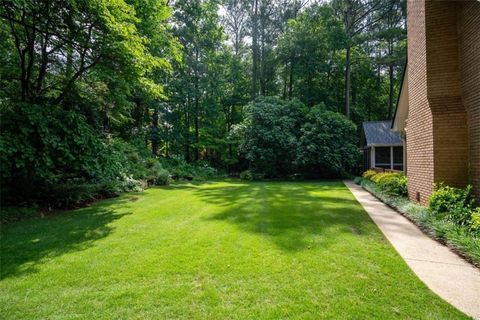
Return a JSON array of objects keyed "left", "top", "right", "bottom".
[{"left": 0, "top": 180, "right": 467, "bottom": 319}]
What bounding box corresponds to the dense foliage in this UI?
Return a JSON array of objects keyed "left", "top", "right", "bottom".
[
  {"left": 235, "top": 98, "right": 357, "bottom": 178},
  {"left": 297, "top": 107, "right": 358, "bottom": 177},
  {"left": 429, "top": 184, "right": 477, "bottom": 229},
  {"left": 235, "top": 97, "right": 306, "bottom": 177},
  {"left": 362, "top": 170, "right": 408, "bottom": 196},
  {"left": 0, "top": 104, "right": 178, "bottom": 207},
  {"left": 1, "top": 0, "right": 407, "bottom": 207}
]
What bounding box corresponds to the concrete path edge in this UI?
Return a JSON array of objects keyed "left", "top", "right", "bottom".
[{"left": 344, "top": 180, "right": 480, "bottom": 319}]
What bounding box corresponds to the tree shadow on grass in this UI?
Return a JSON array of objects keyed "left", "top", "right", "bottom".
[
  {"left": 194, "top": 180, "right": 376, "bottom": 252},
  {"left": 0, "top": 197, "right": 134, "bottom": 280}
]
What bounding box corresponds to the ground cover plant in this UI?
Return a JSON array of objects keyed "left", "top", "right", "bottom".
[
  {"left": 0, "top": 180, "right": 467, "bottom": 319},
  {"left": 357, "top": 175, "right": 480, "bottom": 266}
]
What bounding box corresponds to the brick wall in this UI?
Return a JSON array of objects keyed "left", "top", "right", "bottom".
[
  {"left": 458, "top": 3, "right": 480, "bottom": 199},
  {"left": 405, "top": 0, "right": 478, "bottom": 205},
  {"left": 406, "top": 0, "right": 434, "bottom": 205},
  {"left": 425, "top": 1, "right": 469, "bottom": 190}
]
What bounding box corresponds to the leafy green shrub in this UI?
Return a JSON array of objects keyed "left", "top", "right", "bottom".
[
  {"left": 144, "top": 158, "right": 171, "bottom": 185},
  {"left": 0, "top": 103, "right": 111, "bottom": 203},
  {"left": 194, "top": 162, "right": 218, "bottom": 180},
  {"left": 428, "top": 184, "right": 475, "bottom": 225},
  {"left": 159, "top": 157, "right": 218, "bottom": 181},
  {"left": 108, "top": 138, "right": 150, "bottom": 181},
  {"left": 240, "top": 170, "right": 253, "bottom": 181},
  {"left": 361, "top": 171, "right": 408, "bottom": 197},
  {"left": 98, "top": 179, "right": 123, "bottom": 197},
  {"left": 0, "top": 102, "right": 178, "bottom": 208},
  {"left": 255, "top": 174, "right": 266, "bottom": 180},
  {"left": 44, "top": 181, "right": 103, "bottom": 208},
  {"left": 120, "top": 175, "right": 147, "bottom": 193},
  {"left": 296, "top": 107, "right": 359, "bottom": 178},
  {"left": 236, "top": 98, "right": 358, "bottom": 178},
  {"left": 470, "top": 208, "right": 480, "bottom": 235},
  {"left": 0, "top": 104, "right": 164, "bottom": 207},
  {"left": 155, "top": 168, "right": 171, "bottom": 185},
  {"left": 370, "top": 172, "right": 390, "bottom": 184},
  {"left": 449, "top": 206, "right": 475, "bottom": 228},
  {"left": 376, "top": 173, "right": 408, "bottom": 197},
  {"left": 1, "top": 206, "right": 38, "bottom": 224},
  {"left": 362, "top": 170, "right": 377, "bottom": 180},
  {"left": 235, "top": 97, "right": 306, "bottom": 177}
]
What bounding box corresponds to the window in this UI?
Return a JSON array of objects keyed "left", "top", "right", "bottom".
[
  {"left": 375, "top": 147, "right": 390, "bottom": 169},
  {"left": 393, "top": 146, "right": 403, "bottom": 170}
]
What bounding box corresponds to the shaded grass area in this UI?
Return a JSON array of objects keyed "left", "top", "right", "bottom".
[
  {"left": 357, "top": 177, "right": 480, "bottom": 267},
  {"left": 0, "top": 180, "right": 467, "bottom": 319}
]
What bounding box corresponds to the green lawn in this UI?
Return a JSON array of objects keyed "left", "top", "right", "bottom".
[{"left": 0, "top": 180, "right": 467, "bottom": 319}]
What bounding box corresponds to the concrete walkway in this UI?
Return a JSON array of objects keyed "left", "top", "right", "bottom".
[{"left": 344, "top": 181, "right": 480, "bottom": 319}]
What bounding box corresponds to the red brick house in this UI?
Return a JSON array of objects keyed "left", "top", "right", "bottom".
[{"left": 392, "top": 0, "right": 479, "bottom": 204}]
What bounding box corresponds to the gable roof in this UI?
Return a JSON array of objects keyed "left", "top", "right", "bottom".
[{"left": 363, "top": 121, "right": 403, "bottom": 147}]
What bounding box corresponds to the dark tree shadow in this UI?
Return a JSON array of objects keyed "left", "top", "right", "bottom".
[
  {"left": 192, "top": 180, "right": 376, "bottom": 252},
  {"left": 0, "top": 197, "right": 134, "bottom": 280}
]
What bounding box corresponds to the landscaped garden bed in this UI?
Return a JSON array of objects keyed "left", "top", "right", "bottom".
[{"left": 355, "top": 171, "right": 480, "bottom": 267}]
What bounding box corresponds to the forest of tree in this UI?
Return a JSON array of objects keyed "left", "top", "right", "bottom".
[{"left": 0, "top": 0, "right": 406, "bottom": 206}]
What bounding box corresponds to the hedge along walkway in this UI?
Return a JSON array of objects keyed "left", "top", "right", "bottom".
[{"left": 344, "top": 181, "right": 480, "bottom": 319}]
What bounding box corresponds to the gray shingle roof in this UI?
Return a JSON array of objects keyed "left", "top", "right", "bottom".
[{"left": 363, "top": 121, "right": 403, "bottom": 146}]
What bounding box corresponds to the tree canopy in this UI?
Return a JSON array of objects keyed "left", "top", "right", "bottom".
[{"left": 0, "top": 0, "right": 406, "bottom": 206}]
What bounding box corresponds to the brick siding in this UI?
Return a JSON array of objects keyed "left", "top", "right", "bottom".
[
  {"left": 458, "top": 3, "right": 480, "bottom": 199},
  {"left": 405, "top": 0, "right": 479, "bottom": 204},
  {"left": 406, "top": 0, "right": 434, "bottom": 205},
  {"left": 426, "top": 1, "right": 469, "bottom": 190}
]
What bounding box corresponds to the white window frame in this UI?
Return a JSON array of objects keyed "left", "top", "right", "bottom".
[{"left": 370, "top": 144, "right": 404, "bottom": 170}]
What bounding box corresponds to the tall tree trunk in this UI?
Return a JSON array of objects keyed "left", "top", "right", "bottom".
[
  {"left": 36, "top": 21, "right": 50, "bottom": 95},
  {"left": 376, "top": 58, "right": 381, "bottom": 88},
  {"left": 259, "top": 7, "right": 266, "bottom": 96},
  {"left": 151, "top": 106, "right": 159, "bottom": 156},
  {"left": 144, "top": 104, "right": 149, "bottom": 148},
  {"left": 251, "top": 0, "right": 259, "bottom": 99},
  {"left": 388, "top": 63, "right": 394, "bottom": 119},
  {"left": 287, "top": 7, "right": 299, "bottom": 100},
  {"left": 344, "top": 45, "right": 351, "bottom": 118},
  {"left": 260, "top": 43, "right": 265, "bottom": 96},
  {"left": 282, "top": 65, "right": 287, "bottom": 100},
  {"left": 24, "top": 15, "right": 36, "bottom": 101},
  {"left": 288, "top": 58, "right": 294, "bottom": 99},
  {"left": 185, "top": 98, "right": 191, "bottom": 163},
  {"left": 65, "top": 44, "right": 74, "bottom": 86},
  {"left": 387, "top": 39, "right": 395, "bottom": 119},
  {"left": 194, "top": 49, "right": 200, "bottom": 161},
  {"left": 194, "top": 97, "right": 199, "bottom": 161},
  {"left": 228, "top": 105, "right": 233, "bottom": 173}
]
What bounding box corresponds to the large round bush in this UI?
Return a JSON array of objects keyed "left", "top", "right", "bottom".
[{"left": 296, "top": 107, "right": 358, "bottom": 177}]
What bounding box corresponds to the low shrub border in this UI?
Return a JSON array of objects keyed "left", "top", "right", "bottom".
[
  {"left": 354, "top": 177, "right": 480, "bottom": 268},
  {"left": 1, "top": 157, "right": 223, "bottom": 224}
]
